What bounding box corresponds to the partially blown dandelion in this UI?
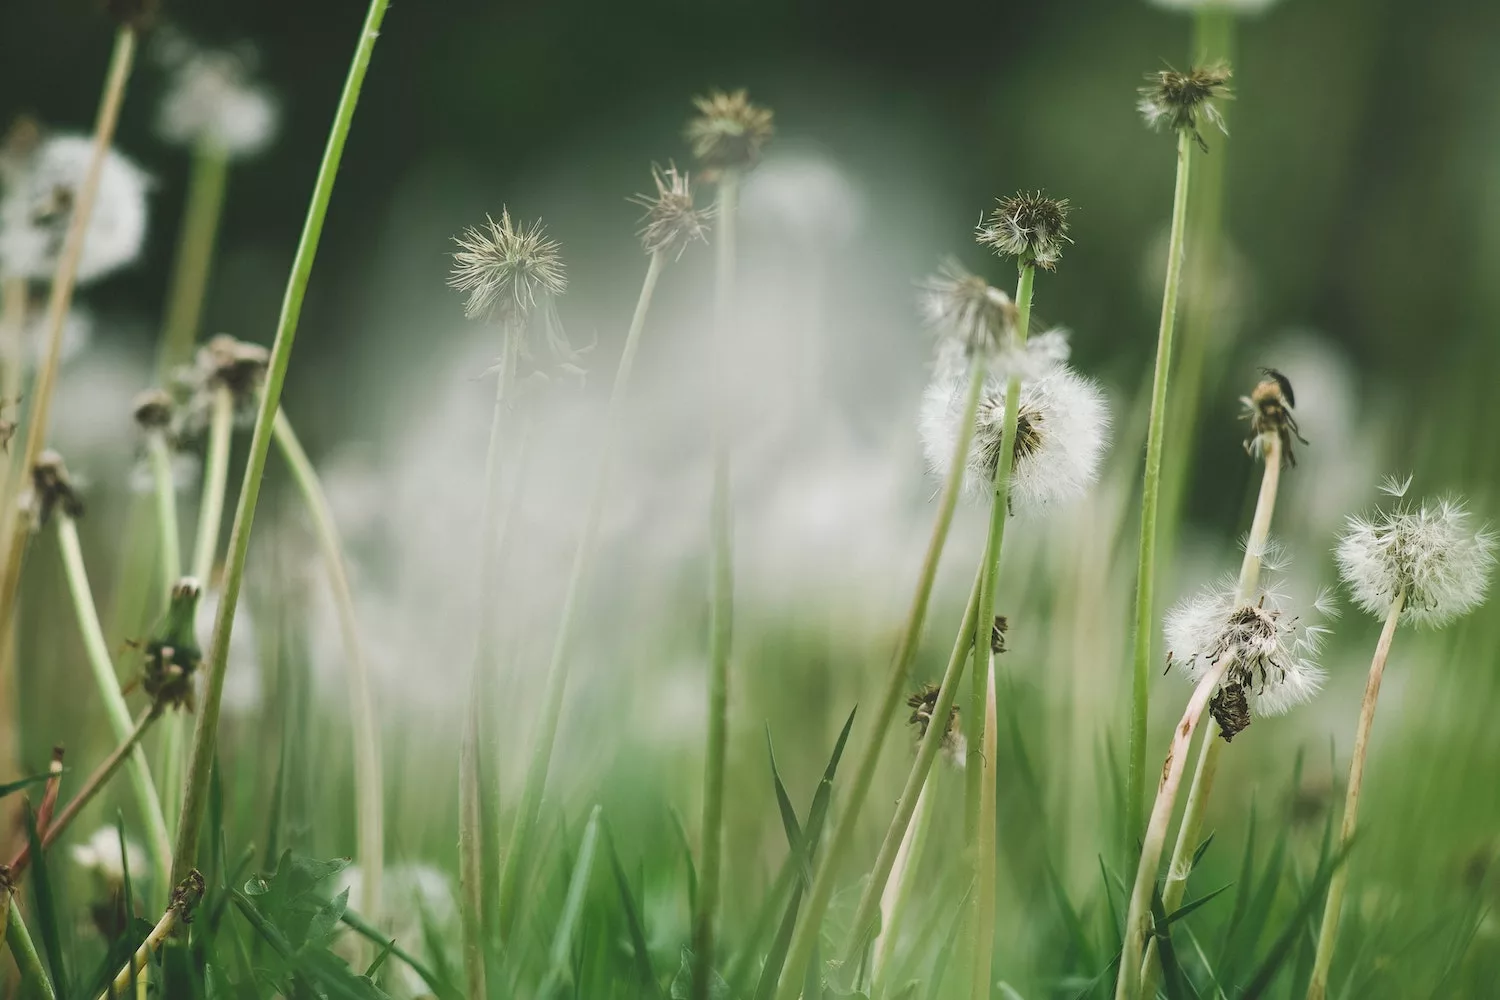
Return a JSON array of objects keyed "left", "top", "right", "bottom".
[
  {"left": 1139, "top": 65, "right": 1233, "bottom": 152},
  {"left": 629, "top": 164, "right": 712, "bottom": 259},
  {"left": 919, "top": 259, "right": 1018, "bottom": 360},
  {"left": 976, "top": 191, "right": 1072, "bottom": 271},
  {"left": 448, "top": 208, "right": 567, "bottom": 322},
  {"left": 685, "top": 89, "right": 774, "bottom": 172},
  {"left": 157, "top": 45, "right": 279, "bottom": 158}
]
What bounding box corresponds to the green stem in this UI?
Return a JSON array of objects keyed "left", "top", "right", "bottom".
[
  {"left": 6, "top": 904, "right": 58, "bottom": 1000},
  {"left": 1306, "top": 594, "right": 1405, "bottom": 1000},
  {"left": 774, "top": 348, "right": 989, "bottom": 1000},
  {"left": 498, "top": 252, "right": 668, "bottom": 947},
  {"left": 191, "top": 386, "right": 234, "bottom": 583},
  {"left": 55, "top": 514, "right": 172, "bottom": 889},
  {"left": 171, "top": 0, "right": 392, "bottom": 885},
  {"left": 155, "top": 143, "right": 230, "bottom": 380},
  {"left": 272, "top": 411, "right": 384, "bottom": 924},
  {"left": 1126, "top": 128, "right": 1195, "bottom": 849},
  {"left": 146, "top": 432, "right": 182, "bottom": 598},
  {"left": 694, "top": 170, "right": 740, "bottom": 1000}
]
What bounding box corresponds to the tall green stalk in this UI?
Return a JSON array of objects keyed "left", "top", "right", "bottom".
[
  {"left": 55, "top": 513, "right": 172, "bottom": 887},
  {"left": 693, "top": 170, "right": 740, "bottom": 1000},
  {"left": 272, "top": 411, "right": 385, "bottom": 927},
  {"left": 5, "top": 905, "right": 58, "bottom": 1000},
  {"left": 170, "top": 0, "right": 392, "bottom": 884},
  {"left": 1126, "top": 129, "right": 1194, "bottom": 848},
  {"left": 145, "top": 431, "right": 182, "bottom": 599},
  {"left": 774, "top": 350, "right": 989, "bottom": 1000},
  {"left": 498, "top": 251, "right": 669, "bottom": 950},
  {"left": 157, "top": 144, "right": 231, "bottom": 379}
]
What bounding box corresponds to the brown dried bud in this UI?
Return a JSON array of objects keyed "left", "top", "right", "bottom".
[
  {"left": 133, "top": 388, "right": 174, "bottom": 431},
  {"left": 29, "top": 450, "right": 85, "bottom": 527}
]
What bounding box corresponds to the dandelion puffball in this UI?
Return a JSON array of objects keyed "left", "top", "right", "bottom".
[
  {"left": 70, "top": 826, "right": 146, "bottom": 884},
  {"left": 920, "top": 338, "right": 1110, "bottom": 511},
  {"left": 0, "top": 135, "right": 149, "bottom": 284},
  {"left": 1336, "top": 488, "right": 1496, "bottom": 627},
  {"left": 157, "top": 48, "right": 279, "bottom": 157}
]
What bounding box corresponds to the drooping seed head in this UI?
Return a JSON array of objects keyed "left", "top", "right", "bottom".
[
  {"left": 1336, "top": 484, "right": 1496, "bottom": 627},
  {"left": 1138, "top": 64, "right": 1233, "bottom": 152},
  {"left": 685, "top": 89, "right": 775, "bottom": 173},
  {"left": 919, "top": 259, "right": 1018, "bottom": 361},
  {"left": 629, "top": 164, "right": 713, "bottom": 259},
  {"left": 976, "top": 191, "right": 1073, "bottom": 271},
  {"left": 448, "top": 208, "right": 567, "bottom": 322},
  {"left": 1240, "top": 367, "right": 1307, "bottom": 466}
]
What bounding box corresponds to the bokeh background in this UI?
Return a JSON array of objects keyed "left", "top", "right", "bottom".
[{"left": 4, "top": 0, "right": 1500, "bottom": 995}]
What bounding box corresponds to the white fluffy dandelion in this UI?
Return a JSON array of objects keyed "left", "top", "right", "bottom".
[
  {"left": 0, "top": 134, "right": 149, "bottom": 284},
  {"left": 157, "top": 47, "right": 279, "bottom": 157},
  {"left": 918, "top": 259, "right": 1017, "bottom": 361},
  {"left": 919, "top": 337, "right": 1110, "bottom": 511},
  {"left": 1164, "top": 576, "right": 1330, "bottom": 733},
  {"left": 1336, "top": 490, "right": 1495, "bottom": 627},
  {"left": 70, "top": 826, "right": 146, "bottom": 884}
]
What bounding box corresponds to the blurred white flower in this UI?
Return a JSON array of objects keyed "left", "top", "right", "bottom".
[
  {"left": 741, "top": 149, "right": 864, "bottom": 246},
  {"left": 0, "top": 135, "right": 149, "bottom": 284},
  {"left": 23, "top": 300, "right": 93, "bottom": 369},
  {"left": 129, "top": 448, "right": 201, "bottom": 496},
  {"left": 157, "top": 47, "right": 279, "bottom": 158},
  {"left": 1336, "top": 491, "right": 1496, "bottom": 627},
  {"left": 70, "top": 826, "right": 146, "bottom": 884},
  {"left": 918, "top": 259, "right": 1016, "bottom": 361},
  {"left": 197, "top": 588, "right": 263, "bottom": 716}
]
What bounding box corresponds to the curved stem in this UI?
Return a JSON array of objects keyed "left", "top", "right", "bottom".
[
  {"left": 273, "top": 411, "right": 384, "bottom": 923},
  {"left": 1115, "top": 654, "right": 1232, "bottom": 1000},
  {"left": 1306, "top": 593, "right": 1405, "bottom": 1000},
  {"left": 172, "top": 0, "right": 392, "bottom": 885},
  {"left": 774, "top": 349, "right": 989, "bottom": 1000},
  {"left": 191, "top": 386, "right": 234, "bottom": 583},
  {"left": 1126, "top": 128, "right": 1195, "bottom": 848}
]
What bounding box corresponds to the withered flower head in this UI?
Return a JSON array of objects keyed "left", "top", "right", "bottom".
[
  {"left": 976, "top": 191, "right": 1073, "bottom": 270},
  {"left": 906, "top": 684, "right": 966, "bottom": 768},
  {"left": 171, "top": 334, "right": 269, "bottom": 435},
  {"left": 1241, "top": 368, "right": 1306, "bottom": 466},
  {"left": 449, "top": 208, "right": 566, "bottom": 322},
  {"left": 685, "top": 89, "right": 774, "bottom": 173},
  {"left": 142, "top": 577, "right": 203, "bottom": 712},
  {"left": 1139, "top": 64, "right": 1233, "bottom": 152},
  {"left": 133, "top": 388, "right": 175, "bottom": 431},
  {"left": 27, "top": 450, "right": 85, "bottom": 528},
  {"left": 629, "top": 164, "right": 713, "bottom": 259}
]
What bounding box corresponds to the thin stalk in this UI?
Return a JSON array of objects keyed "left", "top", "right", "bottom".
[
  {"left": 0, "top": 27, "right": 137, "bottom": 641},
  {"left": 1115, "top": 654, "right": 1232, "bottom": 1000},
  {"left": 272, "top": 411, "right": 384, "bottom": 923},
  {"left": 97, "top": 871, "right": 204, "bottom": 1000},
  {"left": 171, "top": 0, "right": 392, "bottom": 884},
  {"left": 145, "top": 432, "right": 182, "bottom": 598},
  {"left": 458, "top": 684, "right": 487, "bottom": 1000},
  {"left": 191, "top": 386, "right": 234, "bottom": 582},
  {"left": 156, "top": 143, "right": 230, "bottom": 379},
  {"left": 497, "top": 252, "right": 668, "bottom": 946},
  {"left": 0, "top": 277, "right": 25, "bottom": 836},
  {"left": 0, "top": 276, "right": 26, "bottom": 516},
  {"left": 1126, "top": 128, "right": 1195, "bottom": 847},
  {"left": 774, "top": 349, "right": 990, "bottom": 1000},
  {"left": 968, "top": 262, "right": 1035, "bottom": 999},
  {"left": 1140, "top": 436, "right": 1283, "bottom": 995},
  {"left": 694, "top": 169, "right": 740, "bottom": 1000},
  {"left": 55, "top": 514, "right": 172, "bottom": 885},
  {"left": 1306, "top": 593, "right": 1405, "bottom": 1000},
  {"left": 871, "top": 776, "right": 935, "bottom": 984},
  {"left": 6, "top": 905, "right": 58, "bottom": 1000}
]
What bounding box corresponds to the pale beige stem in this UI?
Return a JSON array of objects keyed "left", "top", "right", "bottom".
[
  {"left": 1306, "top": 593, "right": 1405, "bottom": 1000},
  {"left": 98, "top": 871, "right": 204, "bottom": 999},
  {"left": 872, "top": 779, "right": 933, "bottom": 982}
]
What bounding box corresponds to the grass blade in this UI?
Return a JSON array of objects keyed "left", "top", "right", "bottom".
[
  {"left": 24, "top": 805, "right": 68, "bottom": 998},
  {"left": 539, "top": 805, "right": 603, "bottom": 998},
  {"left": 605, "top": 820, "right": 659, "bottom": 992}
]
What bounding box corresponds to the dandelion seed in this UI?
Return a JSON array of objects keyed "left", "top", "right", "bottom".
[
  {"left": 1240, "top": 368, "right": 1306, "bottom": 465},
  {"left": 685, "top": 89, "right": 774, "bottom": 172},
  {"left": 1379, "top": 473, "right": 1412, "bottom": 498},
  {"left": 1138, "top": 64, "right": 1233, "bottom": 152},
  {"left": 0, "top": 133, "right": 149, "bottom": 284},
  {"left": 1336, "top": 490, "right": 1496, "bottom": 627},
  {"left": 157, "top": 44, "right": 278, "bottom": 158},
  {"left": 1165, "top": 576, "right": 1329, "bottom": 738},
  {"left": 907, "top": 683, "right": 966, "bottom": 769},
  {"left": 976, "top": 191, "right": 1073, "bottom": 271},
  {"left": 448, "top": 208, "right": 566, "bottom": 322},
  {"left": 629, "top": 164, "right": 712, "bottom": 259},
  {"left": 918, "top": 259, "right": 1018, "bottom": 361}
]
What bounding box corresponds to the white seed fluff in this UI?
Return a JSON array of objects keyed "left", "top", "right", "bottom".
[
  {"left": 1164, "top": 577, "right": 1329, "bottom": 716},
  {"left": 919, "top": 337, "right": 1110, "bottom": 511},
  {"left": 157, "top": 49, "right": 279, "bottom": 157},
  {"left": 0, "top": 135, "right": 149, "bottom": 284},
  {"left": 70, "top": 826, "right": 147, "bottom": 884},
  {"left": 1335, "top": 493, "right": 1496, "bottom": 627}
]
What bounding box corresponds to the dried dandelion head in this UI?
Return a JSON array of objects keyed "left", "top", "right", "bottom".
[
  {"left": 907, "top": 683, "right": 966, "bottom": 768},
  {"left": 449, "top": 208, "right": 566, "bottom": 323},
  {"left": 172, "top": 334, "right": 270, "bottom": 435},
  {"left": 976, "top": 191, "right": 1073, "bottom": 271},
  {"left": 143, "top": 577, "right": 204, "bottom": 712},
  {"left": 1241, "top": 368, "right": 1307, "bottom": 466},
  {"left": 629, "top": 164, "right": 712, "bottom": 259},
  {"left": 1139, "top": 64, "right": 1233, "bottom": 152},
  {"left": 132, "top": 388, "right": 175, "bottom": 432},
  {"left": 1165, "top": 578, "right": 1332, "bottom": 741},
  {"left": 1336, "top": 481, "right": 1496, "bottom": 627},
  {"left": 26, "top": 450, "right": 85, "bottom": 528},
  {"left": 685, "top": 89, "right": 774, "bottom": 173},
  {"left": 919, "top": 259, "right": 1018, "bottom": 361}
]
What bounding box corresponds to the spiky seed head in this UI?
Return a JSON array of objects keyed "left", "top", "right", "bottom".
[
  {"left": 448, "top": 208, "right": 566, "bottom": 322},
  {"left": 133, "top": 388, "right": 175, "bottom": 431},
  {"left": 976, "top": 191, "right": 1073, "bottom": 270},
  {"left": 143, "top": 576, "right": 204, "bottom": 711},
  {"left": 919, "top": 259, "right": 1018, "bottom": 360},
  {"left": 1138, "top": 64, "right": 1233, "bottom": 151},
  {"left": 27, "top": 450, "right": 85, "bottom": 528},
  {"left": 629, "top": 164, "right": 712, "bottom": 259},
  {"left": 906, "top": 684, "right": 966, "bottom": 768},
  {"left": 1240, "top": 368, "right": 1307, "bottom": 466},
  {"left": 685, "top": 89, "right": 775, "bottom": 172},
  {"left": 1336, "top": 489, "right": 1496, "bottom": 627}
]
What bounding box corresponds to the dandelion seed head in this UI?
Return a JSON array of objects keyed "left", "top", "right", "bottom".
[
  {"left": 628, "top": 164, "right": 712, "bottom": 259},
  {"left": 24, "top": 449, "right": 85, "bottom": 528},
  {"left": 919, "top": 259, "right": 1017, "bottom": 361},
  {"left": 685, "top": 89, "right": 774, "bottom": 172},
  {"left": 171, "top": 334, "right": 270, "bottom": 436},
  {"left": 0, "top": 134, "right": 149, "bottom": 284},
  {"left": 70, "top": 827, "right": 145, "bottom": 884},
  {"left": 1336, "top": 491, "right": 1496, "bottom": 627},
  {"left": 157, "top": 46, "right": 278, "bottom": 158},
  {"left": 1138, "top": 64, "right": 1233, "bottom": 152},
  {"left": 448, "top": 208, "right": 566, "bottom": 322},
  {"left": 976, "top": 191, "right": 1073, "bottom": 270}
]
